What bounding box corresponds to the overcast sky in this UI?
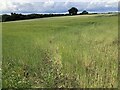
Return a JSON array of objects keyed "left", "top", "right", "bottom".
[{"left": 0, "top": 0, "right": 118, "bottom": 14}]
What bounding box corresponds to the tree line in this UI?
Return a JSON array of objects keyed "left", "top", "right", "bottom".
[
  {"left": 2, "top": 7, "right": 90, "bottom": 22},
  {"left": 2, "top": 13, "right": 71, "bottom": 22}
]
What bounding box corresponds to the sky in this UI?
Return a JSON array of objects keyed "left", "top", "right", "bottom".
[{"left": 0, "top": 0, "right": 119, "bottom": 14}]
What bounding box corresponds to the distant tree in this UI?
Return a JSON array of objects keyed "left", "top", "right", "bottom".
[
  {"left": 2, "top": 14, "right": 11, "bottom": 22},
  {"left": 68, "top": 7, "right": 78, "bottom": 15},
  {"left": 81, "top": 10, "right": 88, "bottom": 15}
]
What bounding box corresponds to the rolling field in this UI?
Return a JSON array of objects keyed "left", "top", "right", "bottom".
[{"left": 2, "top": 14, "right": 118, "bottom": 88}]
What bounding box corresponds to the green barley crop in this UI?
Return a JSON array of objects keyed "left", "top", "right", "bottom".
[{"left": 2, "top": 14, "right": 118, "bottom": 88}]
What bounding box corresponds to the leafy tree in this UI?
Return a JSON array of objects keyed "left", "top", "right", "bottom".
[
  {"left": 81, "top": 10, "right": 88, "bottom": 15},
  {"left": 68, "top": 7, "right": 78, "bottom": 15}
]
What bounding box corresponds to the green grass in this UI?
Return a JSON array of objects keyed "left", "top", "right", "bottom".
[
  {"left": 0, "top": 20, "right": 2, "bottom": 89},
  {"left": 2, "top": 14, "right": 118, "bottom": 88}
]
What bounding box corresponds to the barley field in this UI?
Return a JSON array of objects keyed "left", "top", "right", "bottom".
[{"left": 2, "top": 14, "right": 118, "bottom": 88}]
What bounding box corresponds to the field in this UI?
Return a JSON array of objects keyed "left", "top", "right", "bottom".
[
  {"left": 0, "top": 17, "right": 2, "bottom": 89},
  {"left": 2, "top": 14, "right": 118, "bottom": 88}
]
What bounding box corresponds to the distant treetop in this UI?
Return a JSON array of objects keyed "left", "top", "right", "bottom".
[
  {"left": 68, "top": 7, "right": 78, "bottom": 15},
  {"left": 81, "top": 10, "right": 89, "bottom": 14}
]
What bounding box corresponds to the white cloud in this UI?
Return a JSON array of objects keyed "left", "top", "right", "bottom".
[
  {"left": 0, "top": 0, "right": 119, "bottom": 14},
  {"left": 43, "top": 0, "right": 54, "bottom": 8},
  {"left": 0, "top": 0, "right": 18, "bottom": 12}
]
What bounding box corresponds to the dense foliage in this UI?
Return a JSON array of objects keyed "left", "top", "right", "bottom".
[
  {"left": 68, "top": 7, "right": 78, "bottom": 15},
  {"left": 2, "top": 13, "right": 70, "bottom": 22},
  {"left": 81, "top": 10, "right": 89, "bottom": 15}
]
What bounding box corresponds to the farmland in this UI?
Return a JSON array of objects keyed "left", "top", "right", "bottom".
[{"left": 2, "top": 14, "right": 118, "bottom": 88}]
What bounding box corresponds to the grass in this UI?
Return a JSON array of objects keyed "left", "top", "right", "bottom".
[
  {"left": 2, "top": 14, "right": 118, "bottom": 88},
  {"left": 0, "top": 20, "right": 2, "bottom": 89}
]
